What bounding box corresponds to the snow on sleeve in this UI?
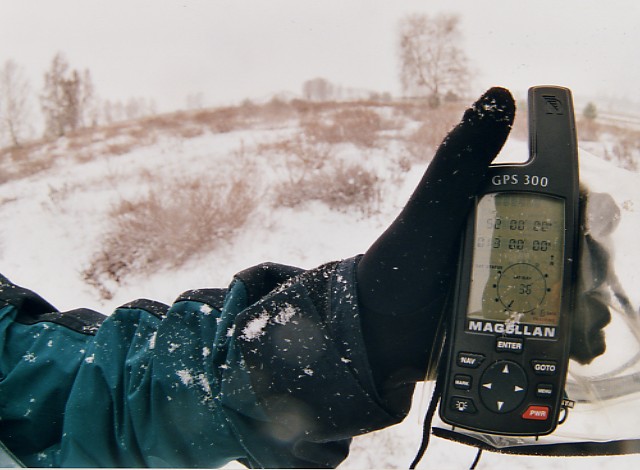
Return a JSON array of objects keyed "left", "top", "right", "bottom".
[
  {"left": 273, "top": 303, "right": 297, "bottom": 325},
  {"left": 240, "top": 303, "right": 299, "bottom": 342},
  {"left": 240, "top": 311, "right": 270, "bottom": 341},
  {"left": 176, "top": 369, "right": 194, "bottom": 386}
]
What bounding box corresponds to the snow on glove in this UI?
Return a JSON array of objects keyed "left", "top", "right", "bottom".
[{"left": 356, "top": 87, "right": 516, "bottom": 410}]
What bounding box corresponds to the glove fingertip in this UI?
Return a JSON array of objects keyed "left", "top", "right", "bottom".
[
  {"left": 434, "top": 87, "right": 515, "bottom": 169},
  {"left": 464, "top": 86, "right": 516, "bottom": 128}
]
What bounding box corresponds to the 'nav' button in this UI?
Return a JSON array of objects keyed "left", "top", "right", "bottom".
[{"left": 456, "top": 352, "right": 485, "bottom": 369}]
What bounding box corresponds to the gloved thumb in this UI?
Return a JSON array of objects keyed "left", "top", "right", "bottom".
[{"left": 358, "top": 87, "right": 516, "bottom": 316}]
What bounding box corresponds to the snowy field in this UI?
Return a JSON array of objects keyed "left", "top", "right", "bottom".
[{"left": 1, "top": 104, "right": 639, "bottom": 468}]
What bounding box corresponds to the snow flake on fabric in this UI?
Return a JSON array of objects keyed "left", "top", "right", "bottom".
[
  {"left": 176, "top": 369, "right": 194, "bottom": 386},
  {"left": 482, "top": 99, "right": 499, "bottom": 113},
  {"left": 273, "top": 303, "right": 297, "bottom": 325},
  {"left": 240, "top": 302, "right": 300, "bottom": 341},
  {"left": 175, "top": 368, "right": 214, "bottom": 404},
  {"left": 23, "top": 352, "right": 37, "bottom": 363},
  {"left": 197, "top": 373, "right": 212, "bottom": 398},
  {"left": 240, "top": 311, "right": 270, "bottom": 341},
  {"left": 148, "top": 332, "right": 157, "bottom": 350}
]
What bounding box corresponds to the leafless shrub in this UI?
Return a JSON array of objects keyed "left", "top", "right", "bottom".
[
  {"left": 392, "top": 100, "right": 426, "bottom": 121},
  {"left": 260, "top": 97, "right": 298, "bottom": 124},
  {"left": 403, "top": 103, "right": 461, "bottom": 162},
  {"left": 578, "top": 118, "right": 600, "bottom": 142},
  {"left": 141, "top": 113, "right": 185, "bottom": 132},
  {"left": 609, "top": 130, "right": 639, "bottom": 171},
  {"left": 192, "top": 107, "right": 241, "bottom": 133},
  {"left": 0, "top": 141, "right": 55, "bottom": 183},
  {"left": 318, "top": 161, "right": 380, "bottom": 214},
  {"left": 274, "top": 159, "right": 380, "bottom": 215},
  {"left": 584, "top": 121, "right": 640, "bottom": 172},
  {"left": 177, "top": 126, "right": 204, "bottom": 139},
  {"left": 47, "top": 182, "right": 74, "bottom": 207},
  {"left": 284, "top": 135, "right": 332, "bottom": 182},
  {"left": 257, "top": 134, "right": 333, "bottom": 185},
  {"left": 105, "top": 141, "right": 138, "bottom": 156},
  {"left": 302, "top": 107, "right": 383, "bottom": 148},
  {"left": 83, "top": 175, "right": 259, "bottom": 299}
]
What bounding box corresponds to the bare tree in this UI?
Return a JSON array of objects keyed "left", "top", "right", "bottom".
[
  {"left": 186, "top": 92, "right": 205, "bottom": 110},
  {"left": 0, "top": 59, "right": 33, "bottom": 147},
  {"left": 40, "top": 53, "right": 71, "bottom": 137},
  {"left": 398, "top": 13, "right": 470, "bottom": 106},
  {"left": 302, "top": 77, "right": 335, "bottom": 102},
  {"left": 124, "top": 97, "right": 157, "bottom": 120},
  {"left": 40, "top": 52, "right": 96, "bottom": 137},
  {"left": 583, "top": 102, "right": 598, "bottom": 121},
  {"left": 80, "top": 69, "right": 100, "bottom": 127}
]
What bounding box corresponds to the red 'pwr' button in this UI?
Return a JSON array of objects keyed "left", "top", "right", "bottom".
[{"left": 522, "top": 405, "right": 550, "bottom": 421}]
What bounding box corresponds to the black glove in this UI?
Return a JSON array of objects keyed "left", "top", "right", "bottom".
[{"left": 356, "top": 87, "right": 516, "bottom": 409}]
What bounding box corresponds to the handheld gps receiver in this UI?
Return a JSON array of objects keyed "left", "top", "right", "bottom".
[{"left": 439, "top": 86, "right": 579, "bottom": 436}]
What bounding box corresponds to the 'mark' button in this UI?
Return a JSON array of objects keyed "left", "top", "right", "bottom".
[
  {"left": 522, "top": 405, "right": 550, "bottom": 421},
  {"left": 453, "top": 374, "right": 472, "bottom": 391}
]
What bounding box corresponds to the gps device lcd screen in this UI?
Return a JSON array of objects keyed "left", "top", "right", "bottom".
[{"left": 467, "top": 192, "right": 565, "bottom": 327}]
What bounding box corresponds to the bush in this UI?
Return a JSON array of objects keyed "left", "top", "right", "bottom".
[
  {"left": 83, "top": 175, "right": 258, "bottom": 299},
  {"left": 316, "top": 161, "right": 380, "bottom": 213},
  {"left": 274, "top": 160, "right": 380, "bottom": 215},
  {"left": 281, "top": 135, "right": 332, "bottom": 183},
  {"left": 578, "top": 118, "right": 600, "bottom": 141},
  {"left": 192, "top": 107, "right": 241, "bottom": 133},
  {"left": 0, "top": 142, "right": 55, "bottom": 184},
  {"left": 403, "top": 103, "right": 461, "bottom": 162},
  {"left": 610, "top": 131, "right": 639, "bottom": 171},
  {"left": 260, "top": 97, "right": 298, "bottom": 123},
  {"left": 302, "top": 107, "right": 383, "bottom": 148}
]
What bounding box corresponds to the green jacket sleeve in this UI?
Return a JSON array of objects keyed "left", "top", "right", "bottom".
[{"left": 0, "top": 258, "right": 406, "bottom": 468}]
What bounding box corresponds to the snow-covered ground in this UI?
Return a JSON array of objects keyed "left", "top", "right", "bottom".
[{"left": 1, "top": 106, "right": 639, "bottom": 468}]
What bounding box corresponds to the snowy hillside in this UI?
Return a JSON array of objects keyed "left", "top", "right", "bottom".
[{"left": 1, "top": 99, "right": 639, "bottom": 469}]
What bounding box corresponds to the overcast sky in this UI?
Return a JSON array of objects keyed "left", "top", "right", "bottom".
[{"left": 2, "top": 0, "right": 639, "bottom": 113}]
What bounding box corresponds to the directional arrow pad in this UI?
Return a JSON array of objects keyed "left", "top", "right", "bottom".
[{"left": 479, "top": 360, "right": 528, "bottom": 414}]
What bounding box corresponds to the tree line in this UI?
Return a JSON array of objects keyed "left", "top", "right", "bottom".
[
  {"left": 0, "top": 52, "right": 157, "bottom": 148},
  {"left": 2, "top": 13, "right": 471, "bottom": 149},
  {"left": 303, "top": 13, "right": 471, "bottom": 105}
]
